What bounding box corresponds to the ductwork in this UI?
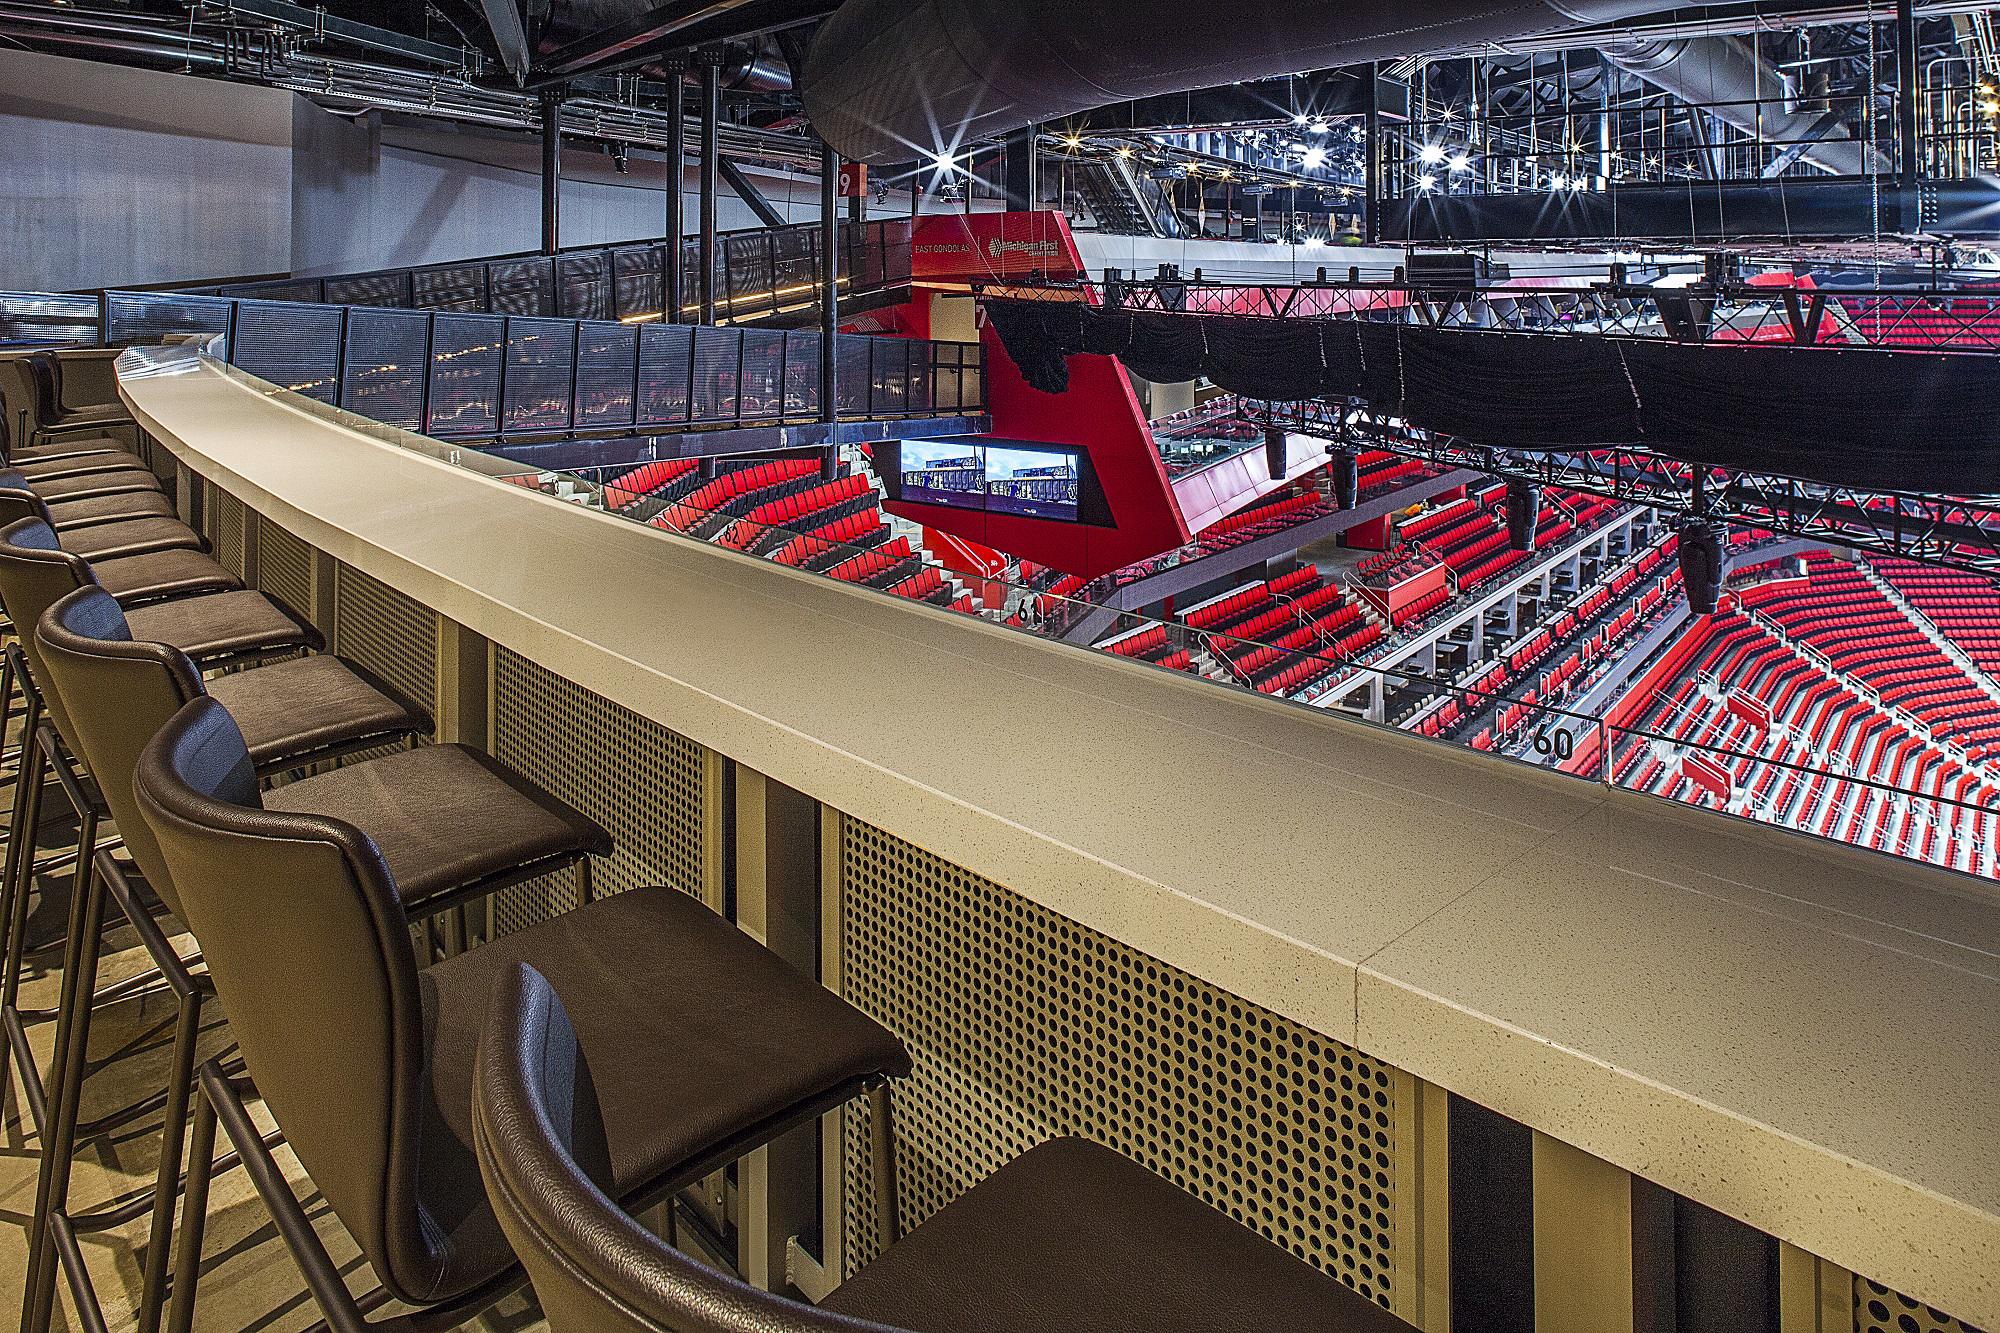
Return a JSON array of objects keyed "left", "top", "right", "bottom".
[
  {"left": 1599, "top": 35, "right": 1881, "bottom": 176},
  {"left": 801, "top": 0, "right": 1686, "bottom": 164}
]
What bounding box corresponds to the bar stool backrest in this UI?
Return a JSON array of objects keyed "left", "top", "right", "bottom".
[
  {"left": 0, "top": 516, "right": 100, "bottom": 738},
  {"left": 23, "top": 355, "right": 66, "bottom": 429},
  {"left": 132, "top": 698, "right": 439, "bottom": 1305},
  {"left": 36, "top": 586, "right": 209, "bottom": 919},
  {"left": 474, "top": 962, "right": 898, "bottom": 1333}
]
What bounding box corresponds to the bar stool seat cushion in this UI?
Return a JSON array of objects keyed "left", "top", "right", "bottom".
[
  {"left": 16, "top": 468, "right": 161, "bottom": 501},
  {"left": 57, "top": 516, "right": 201, "bottom": 562},
  {"left": 46, "top": 402, "right": 133, "bottom": 431},
  {"left": 262, "top": 743, "right": 610, "bottom": 906},
  {"left": 12, "top": 450, "right": 154, "bottom": 480},
  {"left": 90, "top": 548, "right": 241, "bottom": 605},
  {"left": 822, "top": 1136, "right": 1409, "bottom": 1333},
  {"left": 205, "top": 655, "right": 431, "bottom": 769},
  {"left": 44, "top": 490, "right": 176, "bottom": 530},
  {"left": 124, "top": 590, "right": 314, "bottom": 663},
  {"left": 414, "top": 885, "right": 911, "bottom": 1302}
]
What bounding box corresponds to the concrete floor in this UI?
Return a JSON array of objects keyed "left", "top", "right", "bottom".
[{"left": 0, "top": 795, "right": 543, "bottom": 1332}]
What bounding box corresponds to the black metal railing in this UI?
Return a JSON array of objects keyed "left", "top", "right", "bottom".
[
  {"left": 180, "top": 218, "right": 915, "bottom": 326},
  {"left": 97, "top": 289, "right": 982, "bottom": 438}
]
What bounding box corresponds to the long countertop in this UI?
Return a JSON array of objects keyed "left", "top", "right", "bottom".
[{"left": 120, "top": 346, "right": 2000, "bottom": 1327}]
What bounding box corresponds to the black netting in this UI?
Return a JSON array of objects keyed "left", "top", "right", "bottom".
[
  {"left": 725, "top": 233, "right": 775, "bottom": 317},
  {"left": 326, "top": 271, "right": 413, "bottom": 308},
  {"left": 555, "top": 252, "right": 613, "bottom": 321},
  {"left": 490, "top": 258, "right": 556, "bottom": 316},
  {"left": 502, "top": 317, "right": 577, "bottom": 432},
  {"left": 689, "top": 325, "right": 742, "bottom": 422},
  {"left": 576, "top": 321, "right": 639, "bottom": 428},
  {"left": 612, "top": 248, "right": 663, "bottom": 321},
  {"left": 637, "top": 323, "right": 693, "bottom": 426},
  {"left": 413, "top": 265, "right": 489, "bottom": 312},
  {"left": 426, "top": 313, "right": 505, "bottom": 436},
  {"left": 340, "top": 307, "right": 429, "bottom": 428},
  {"left": 230, "top": 300, "right": 344, "bottom": 403}
]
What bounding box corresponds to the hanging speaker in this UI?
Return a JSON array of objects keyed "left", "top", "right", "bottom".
[
  {"left": 1678, "top": 518, "right": 1729, "bottom": 614},
  {"left": 1504, "top": 482, "right": 1542, "bottom": 551},
  {"left": 1331, "top": 449, "right": 1359, "bottom": 510}
]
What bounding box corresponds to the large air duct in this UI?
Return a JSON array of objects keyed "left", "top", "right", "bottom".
[
  {"left": 801, "top": 0, "right": 1681, "bottom": 164},
  {"left": 1600, "top": 35, "right": 1880, "bottom": 177}
]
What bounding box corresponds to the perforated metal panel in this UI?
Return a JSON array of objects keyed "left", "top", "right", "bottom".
[
  {"left": 486, "top": 647, "right": 712, "bottom": 935},
  {"left": 330, "top": 563, "right": 438, "bottom": 718},
  {"left": 208, "top": 487, "right": 247, "bottom": 579},
  {"left": 255, "top": 515, "right": 314, "bottom": 625},
  {"left": 1856, "top": 1278, "right": 1987, "bottom": 1333},
  {"left": 836, "top": 818, "right": 1403, "bottom": 1317}
]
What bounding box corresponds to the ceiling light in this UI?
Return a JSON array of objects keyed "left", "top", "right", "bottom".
[
  {"left": 1417, "top": 143, "right": 1446, "bottom": 165},
  {"left": 1302, "top": 146, "right": 1328, "bottom": 170},
  {"left": 1417, "top": 174, "right": 1437, "bottom": 192},
  {"left": 1448, "top": 153, "right": 1471, "bottom": 172}
]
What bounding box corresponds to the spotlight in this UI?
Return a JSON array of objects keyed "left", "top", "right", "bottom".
[
  {"left": 1292, "top": 112, "right": 1311, "bottom": 126},
  {"left": 1302, "top": 146, "right": 1328, "bottom": 170},
  {"left": 1063, "top": 134, "right": 1083, "bottom": 149},
  {"left": 1308, "top": 119, "right": 1331, "bottom": 134},
  {"left": 930, "top": 150, "right": 957, "bottom": 172},
  {"left": 1550, "top": 172, "right": 1568, "bottom": 191},
  {"left": 1417, "top": 173, "right": 1437, "bottom": 192},
  {"left": 1448, "top": 152, "right": 1471, "bottom": 172},
  {"left": 1116, "top": 145, "right": 1133, "bottom": 158},
  {"left": 1417, "top": 142, "right": 1446, "bottom": 165},
  {"left": 1571, "top": 176, "right": 1586, "bottom": 191}
]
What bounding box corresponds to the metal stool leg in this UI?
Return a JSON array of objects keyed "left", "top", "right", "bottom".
[{"left": 164, "top": 1076, "right": 219, "bottom": 1333}]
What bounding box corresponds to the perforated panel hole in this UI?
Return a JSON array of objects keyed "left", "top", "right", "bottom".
[{"left": 1856, "top": 1277, "right": 1987, "bottom": 1333}]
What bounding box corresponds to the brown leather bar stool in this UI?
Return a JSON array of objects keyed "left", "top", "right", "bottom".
[
  {"left": 22, "top": 353, "right": 136, "bottom": 449},
  {"left": 23, "top": 585, "right": 433, "bottom": 1333},
  {"left": 476, "top": 964, "right": 1418, "bottom": 1333},
  {"left": 0, "top": 471, "right": 174, "bottom": 529},
  {"left": 0, "top": 488, "right": 201, "bottom": 562},
  {"left": 134, "top": 697, "right": 908, "bottom": 1333},
  {"left": 3, "top": 465, "right": 165, "bottom": 503},
  {"left": 0, "top": 515, "right": 319, "bottom": 1090}
]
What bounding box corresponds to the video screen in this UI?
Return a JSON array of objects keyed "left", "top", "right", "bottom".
[
  {"left": 985, "top": 445, "right": 1080, "bottom": 520},
  {"left": 900, "top": 440, "right": 987, "bottom": 510}
]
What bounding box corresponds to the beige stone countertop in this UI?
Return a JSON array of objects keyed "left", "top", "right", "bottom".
[{"left": 120, "top": 346, "right": 2000, "bottom": 1327}]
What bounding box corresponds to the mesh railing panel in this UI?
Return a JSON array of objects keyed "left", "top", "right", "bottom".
[
  {"left": 230, "top": 299, "right": 343, "bottom": 403},
  {"left": 341, "top": 306, "right": 431, "bottom": 430}
]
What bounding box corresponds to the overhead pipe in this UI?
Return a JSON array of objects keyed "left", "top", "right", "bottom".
[
  {"left": 1596, "top": 35, "right": 1882, "bottom": 176},
  {"left": 802, "top": 0, "right": 1698, "bottom": 164}
]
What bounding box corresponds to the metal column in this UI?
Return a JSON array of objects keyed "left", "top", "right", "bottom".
[
  {"left": 540, "top": 88, "right": 563, "bottom": 255},
  {"left": 664, "top": 64, "right": 686, "bottom": 322},
  {"left": 820, "top": 138, "right": 840, "bottom": 444},
  {"left": 1364, "top": 64, "right": 1381, "bottom": 244},
  {"left": 1895, "top": 0, "right": 1921, "bottom": 224},
  {"left": 698, "top": 51, "right": 722, "bottom": 325}
]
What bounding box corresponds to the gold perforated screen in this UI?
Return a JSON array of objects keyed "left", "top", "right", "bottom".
[
  {"left": 255, "top": 515, "right": 314, "bottom": 626},
  {"left": 208, "top": 487, "right": 247, "bottom": 579},
  {"left": 836, "top": 816, "right": 1404, "bottom": 1318},
  {"left": 330, "top": 563, "right": 439, "bottom": 719},
  {"left": 1857, "top": 1278, "right": 1988, "bottom": 1333},
  {"left": 486, "top": 647, "right": 712, "bottom": 936}
]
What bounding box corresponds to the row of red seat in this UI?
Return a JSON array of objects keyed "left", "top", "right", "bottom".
[
  {"left": 1874, "top": 557, "right": 2000, "bottom": 680},
  {"left": 603, "top": 458, "right": 700, "bottom": 510},
  {"left": 656, "top": 458, "right": 822, "bottom": 531}
]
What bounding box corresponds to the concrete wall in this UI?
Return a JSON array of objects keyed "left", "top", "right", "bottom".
[{"left": 0, "top": 48, "right": 294, "bottom": 290}]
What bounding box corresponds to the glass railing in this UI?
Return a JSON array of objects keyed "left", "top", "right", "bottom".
[
  {"left": 197, "top": 345, "right": 2000, "bottom": 886},
  {"left": 95, "top": 289, "right": 981, "bottom": 440}
]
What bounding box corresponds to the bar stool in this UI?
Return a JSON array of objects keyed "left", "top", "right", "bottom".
[
  {"left": 22, "top": 353, "right": 136, "bottom": 449},
  {"left": 0, "top": 471, "right": 175, "bottom": 529},
  {"left": 0, "top": 515, "right": 320, "bottom": 1104},
  {"left": 4, "top": 465, "right": 165, "bottom": 503},
  {"left": 0, "top": 488, "right": 201, "bottom": 563},
  {"left": 476, "top": 964, "right": 1417, "bottom": 1333},
  {"left": 23, "top": 584, "right": 433, "bottom": 1333},
  {"left": 133, "top": 696, "right": 908, "bottom": 1333}
]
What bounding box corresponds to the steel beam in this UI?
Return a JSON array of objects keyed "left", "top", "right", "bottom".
[{"left": 530, "top": 0, "right": 834, "bottom": 85}]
